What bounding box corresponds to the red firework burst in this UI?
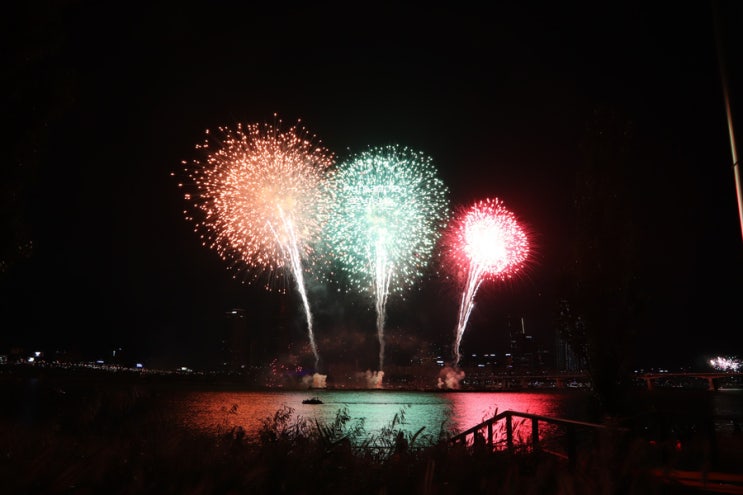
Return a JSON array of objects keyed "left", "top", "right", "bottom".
[
  {"left": 441, "top": 197, "right": 530, "bottom": 367},
  {"left": 444, "top": 197, "right": 529, "bottom": 283}
]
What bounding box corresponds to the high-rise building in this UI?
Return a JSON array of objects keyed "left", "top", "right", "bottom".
[
  {"left": 223, "top": 308, "right": 250, "bottom": 371},
  {"left": 554, "top": 333, "right": 586, "bottom": 371},
  {"left": 508, "top": 316, "right": 538, "bottom": 369}
]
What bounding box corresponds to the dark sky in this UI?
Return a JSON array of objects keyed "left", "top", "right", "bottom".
[{"left": 2, "top": 1, "right": 742, "bottom": 371}]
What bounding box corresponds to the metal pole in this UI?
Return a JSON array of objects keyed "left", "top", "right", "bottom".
[{"left": 713, "top": 0, "right": 743, "bottom": 244}]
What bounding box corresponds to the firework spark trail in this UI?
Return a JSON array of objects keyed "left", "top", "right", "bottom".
[
  {"left": 271, "top": 206, "right": 319, "bottom": 369},
  {"left": 324, "top": 145, "right": 450, "bottom": 373},
  {"left": 453, "top": 263, "right": 486, "bottom": 367},
  {"left": 443, "top": 198, "right": 529, "bottom": 367},
  {"left": 374, "top": 243, "right": 393, "bottom": 370},
  {"left": 179, "top": 117, "right": 335, "bottom": 372}
]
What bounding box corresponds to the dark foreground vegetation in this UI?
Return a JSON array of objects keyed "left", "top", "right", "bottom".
[{"left": 1, "top": 373, "right": 742, "bottom": 495}]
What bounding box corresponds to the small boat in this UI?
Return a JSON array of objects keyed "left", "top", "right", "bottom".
[{"left": 302, "top": 397, "right": 323, "bottom": 404}]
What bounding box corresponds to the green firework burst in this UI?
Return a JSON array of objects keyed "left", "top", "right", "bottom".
[
  {"left": 323, "top": 144, "right": 450, "bottom": 370},
  {"left": 326, "top": 144, "right": 450, "bottom": 295}
]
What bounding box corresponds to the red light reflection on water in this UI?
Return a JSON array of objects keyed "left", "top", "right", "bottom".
[
  {"left": 168, "top": 390, "right": 589, "bottom": 448},
  {"left": 448, "top": 392, "right": 567, "bottom": 446},
  {"left": 450, "top": 392, "right": 558, "bottom": 427}
]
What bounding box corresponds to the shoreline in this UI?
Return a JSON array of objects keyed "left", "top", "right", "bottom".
[{"left": 3, "top": 361, "right": 740, "bottom": 394}]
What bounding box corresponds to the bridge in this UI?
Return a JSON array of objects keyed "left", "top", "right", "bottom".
[
  {"left": 466, "top": 371, "right": 742, "bottom": 391},
  {"left": 637, "top": 371, "right": 743, "bottom": 391}
]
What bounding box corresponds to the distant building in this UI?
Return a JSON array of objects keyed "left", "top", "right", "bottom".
[
  {"left": 508, "top": 317, "right": 538, "bottom": 369},
  {"left": 223, "top": 308, "right": 251, "bottom": 371},
  {"left": 554, "top": 333, "right": 586, "bottom": 371}
]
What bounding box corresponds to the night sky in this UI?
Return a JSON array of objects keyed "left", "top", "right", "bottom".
[{"left": 2, "top": 1, "right": 742, "bottom": 371}]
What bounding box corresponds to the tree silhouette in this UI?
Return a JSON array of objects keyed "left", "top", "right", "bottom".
[{"left": 557, "top": 104, "right": 644, "bottom": 415}]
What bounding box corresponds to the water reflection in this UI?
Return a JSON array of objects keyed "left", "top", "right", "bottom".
[
  {"left": 170, "top": 390, "right": 592, "bottom": 445},
  {"left": 447, "top": 391, "right": 581, "bottom": 445},
  {"left": 449, "top": 391, "right": 567, "bottom": 428}
]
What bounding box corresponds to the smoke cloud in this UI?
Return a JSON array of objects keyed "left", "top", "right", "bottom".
[
  {"left": 358, "top": 370, "right": 384, "bottom": 389},
  {"left": 437, "top": 366, "right": 465, "bottom": 389},
  {"left": 302, "top": 373, "right": 327, "bottom": 388}
]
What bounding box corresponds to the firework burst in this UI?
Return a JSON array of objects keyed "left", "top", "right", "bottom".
[
  {"left": 178, "top": 116, "right": 336, "bottom": 371},
  {"left": 709, "top": 356, "right": 741, "bottom": 371},
  {"left": 441, "top": 197, "right": 529, "bottom": 367},
  {"left": 323, "top": 144, "right": 450, "bottom": 372}
]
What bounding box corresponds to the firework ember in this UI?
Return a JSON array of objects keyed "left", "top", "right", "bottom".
[
  {"left": 178, "top": 116, "right": 335, "bottom": 372},
  {"left": 323, "top": 144, "right": 450, "bottom": 373},
  {"left": 709, "top": 356, "right": 741, "bottom": 371},
  {"left": 442, "top": 197, "right": 529, "bottom": 367}
]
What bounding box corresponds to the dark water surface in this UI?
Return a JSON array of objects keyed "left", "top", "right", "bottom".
[
  {"left": 165, "top": 388, "right": 743, "bottom": 443},
  {"left": 168, "top": 389, "right": 594, "bottom": 440}
]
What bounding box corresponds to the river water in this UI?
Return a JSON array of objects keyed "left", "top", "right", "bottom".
[
  {"left": 164, "top": 388, "right": 743, "bottom": 445},
  {"left": 4, "top": 372, "right": 741, "bottom": 451},
  {"left": 169, "top": 389, "right": 589, "bottom": 439}
]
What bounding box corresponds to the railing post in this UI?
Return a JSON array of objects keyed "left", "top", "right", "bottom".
[
  {"left": 531, "top": 418, "right": 540, "bottom": 453},
  {"left": 567, "top": 425, "right": 576, "bottom": 470},
  {"left": 506, "top": 413, "right": 513, "bottom": 453},
  {"left": 487, "top": 420, "right": 493, "bottom": 448}
]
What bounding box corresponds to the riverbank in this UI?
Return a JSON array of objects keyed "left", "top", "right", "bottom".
[{"left": 2, "top": 364, "right": 743, "bottom": 494}]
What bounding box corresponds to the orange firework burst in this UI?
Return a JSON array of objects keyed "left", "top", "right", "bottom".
[
  {"left": 177, "top": 115, "right": 336, "bottom": 371},
  {"left": 179, "top": 116, "right": 335, "bottom": 291}
]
